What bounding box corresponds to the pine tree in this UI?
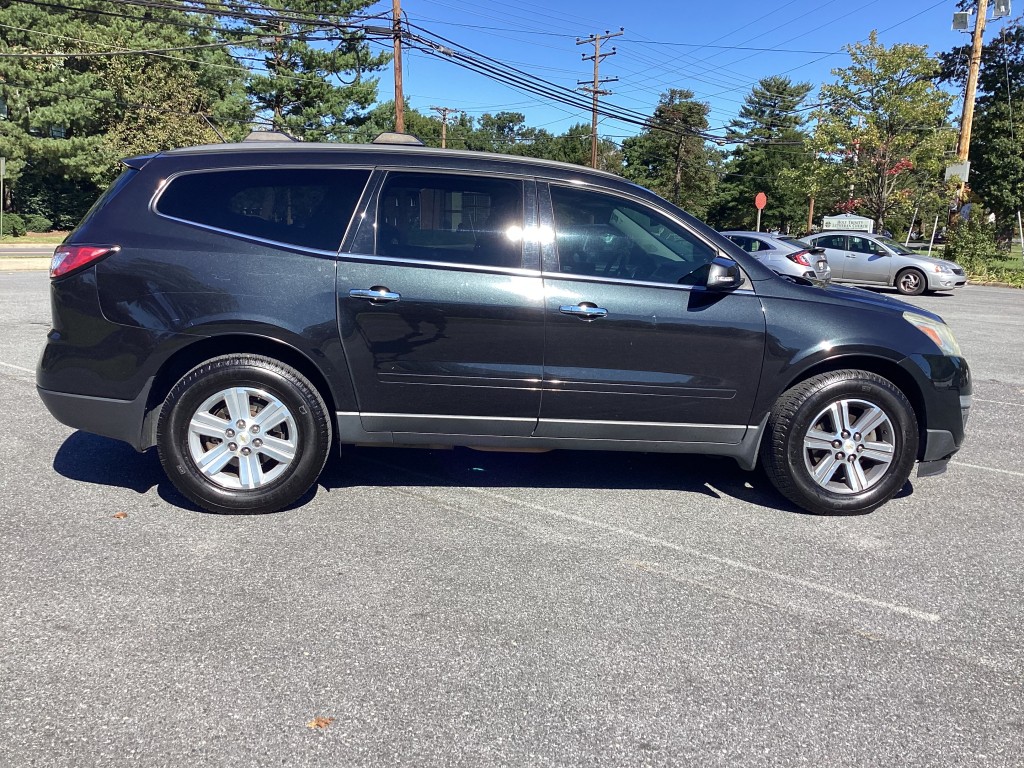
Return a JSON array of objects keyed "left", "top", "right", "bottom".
[
  {"left": 621, "top": 89, "right": 718, "bottom": 217},
  {"left": 0, "top": 0, "right": 249, "bottom": 227},
  {"left": 225, "top": 0, "right": 389, "bottom": 140},
  {"left": 709, "top": 76, "right": 813, "bottom": 232}
]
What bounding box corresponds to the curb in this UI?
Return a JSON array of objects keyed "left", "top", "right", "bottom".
[{"left": 0, "top": 257, "right": 51, "bottom": 271}]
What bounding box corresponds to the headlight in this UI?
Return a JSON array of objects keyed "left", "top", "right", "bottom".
[
  {"left": 903, "top": 312, "right": 962, "bottom": 356},
  {"left": 933, "top": 264, "right": 954, "bottom": 274}
]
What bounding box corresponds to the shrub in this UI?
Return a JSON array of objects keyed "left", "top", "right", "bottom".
[
  {"left": 22, "top": 214, "right": 53, "bottom": 233},
  {"left": 943, "top": 217, "right": 1000, "bottom": 272},
  {"left": 0, "top": 213, "right": 26, "bottom": 237}
]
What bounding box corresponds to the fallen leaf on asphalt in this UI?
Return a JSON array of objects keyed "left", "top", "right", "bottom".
[
  {"left": 306, "top": 716, "right": 335, "bottom": 729},
  {"left": 112, "top": 512, "right": 128, "bottom": 519}
]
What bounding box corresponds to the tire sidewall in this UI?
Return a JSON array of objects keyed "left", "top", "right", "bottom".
[
  {"left": 781, "top": 377, "right": 918, "bottom": 514},
  {"left": 158, "top": 358, "right": 329, "bottom": 514}
]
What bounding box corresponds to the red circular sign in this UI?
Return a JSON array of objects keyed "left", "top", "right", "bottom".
[{"left": 754, "top": 192, "right": 767, "bottom": 210}]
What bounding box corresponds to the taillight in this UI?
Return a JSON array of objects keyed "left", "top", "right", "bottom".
[
  {"left": 785, "top": 249, "right": 812, "bottom": 267},
  {"left": 50, "top": 244, "right": 119, "bottom": 279}
]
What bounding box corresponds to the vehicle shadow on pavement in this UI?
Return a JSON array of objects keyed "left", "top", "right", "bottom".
[
  {"left": 321, "top": 446, "right": 812, "bottom": 515},
  {"left": 51, "top": 433, "right": 904, "bottom": 516},
  {"left": 52, "top": 431, "right": 200, "bottom": 511}
]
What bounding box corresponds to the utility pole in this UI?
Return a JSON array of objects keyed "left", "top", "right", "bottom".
[
  {"left": 956, "top": 0, "right": 989, "bottom": 167},
  {"left": 431, "top": 106, "right": 456, "bottom": 148},
  {"left": 392, "top": 0, "right": 404, "bottom": 133},
  {"left": 577, "top": 28, "right": 622, "bottom": 169},
  {"left": 946, "top": 0, "right": 989, "bottom": 224}
]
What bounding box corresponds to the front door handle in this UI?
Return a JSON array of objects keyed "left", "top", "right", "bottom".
[
  {"left": 349, "top": 287, "right": 401, "bottom": 303},
  {"left": 559, "top": 303, "right": 608, "bottom": 320}
]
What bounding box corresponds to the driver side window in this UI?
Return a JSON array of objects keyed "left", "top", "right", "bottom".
[{"left": 549, "top": 184, "right": 717, "bottom": 285}]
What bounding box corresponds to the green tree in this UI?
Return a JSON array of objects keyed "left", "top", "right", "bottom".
[
  {"left": 0, "top": 0, "right": 248, "bottom": 227},
  {"left": 940, "top": 21, "right": 1024, "bottom": 235},
  {"left": 621, "top": 89, "right": 718, "bottom": 217},
  {"left": 709, "top": 76, "right": 813, "bottom": 232},
  {"left": 812, "top": 32, "right": 955, "bottom": 232},
  {"left": 228, "top": 0, "right": 388, "bottom": 140}
]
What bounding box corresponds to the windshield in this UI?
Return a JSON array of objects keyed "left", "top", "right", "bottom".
[{"left": 875, "top": 236, "right": 916, "bottom": 255}]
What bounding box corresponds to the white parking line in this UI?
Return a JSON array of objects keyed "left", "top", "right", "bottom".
[
  {"left": 974, "top": 398, "right": 1024, "bottom": 407},
  {"left": 366, "top": 457, "right": 941, "bottom": 624},
  {"left": 0, "top": 360, "right": 33, "bottom": 374},
  {"left": 952, "top": 461, "right": 1024, "bottom": 478}
]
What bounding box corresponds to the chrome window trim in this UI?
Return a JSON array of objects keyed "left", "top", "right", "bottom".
[
  {"left": 338, "top": 251, "right": 543, "bottom": 277},
  {"left": 539, "top": 269, "right": 755, "bottom": 293}
]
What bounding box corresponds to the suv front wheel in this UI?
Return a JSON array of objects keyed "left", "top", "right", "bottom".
[
  {"left": 761, "top": 370, "right": 919, "bottom": 515},
  {"left": 157, "top": 354, "right": 332, "bottom": 514}
]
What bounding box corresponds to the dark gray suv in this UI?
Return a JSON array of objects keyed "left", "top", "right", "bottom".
[{"left": 37, "top": 134, "right": 971, "bottom": 516}]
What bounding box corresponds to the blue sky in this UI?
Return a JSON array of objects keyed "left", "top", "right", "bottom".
[{"left": 360, "top": 0, "right": 1013, "bottom": 141}]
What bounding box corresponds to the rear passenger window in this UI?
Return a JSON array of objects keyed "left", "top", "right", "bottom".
[
  {"left": 816, "top": 235, "right": 846, "bottom": 250},
  {"left": 376, "top": 173, "right": 523, "bottom": 268},
  {"left": 156, "top": 168, "right": 371, "bottom": 251}
]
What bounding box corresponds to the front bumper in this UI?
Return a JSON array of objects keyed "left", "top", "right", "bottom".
[{"left": 926, "top": 272, "right": 968, "bottom": 290}]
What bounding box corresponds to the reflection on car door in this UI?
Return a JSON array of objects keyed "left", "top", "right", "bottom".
[
  {"left": 337, "top": 171, "right": 544, "bottom": 436},
  {"left": 844, "top": 235, "right": 892, "bottom": 285},
  {"left": 537, "top": 183, "right": 766, "bottom": 444}
]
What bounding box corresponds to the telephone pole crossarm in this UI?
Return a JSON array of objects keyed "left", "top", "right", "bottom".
[
  {"left": 576, "top": 28, "right": 623, "bottom": 168},
  {"left": 430, "top": 105, "right": 457, "bottom": 148}
]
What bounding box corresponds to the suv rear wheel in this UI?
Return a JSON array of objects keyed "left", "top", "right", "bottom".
[
  {"left": 157, "top": 354, "right": 331, "bottom": 514},
  {"left": 761, "top": 370, "right": 919, "bottom": 515}
]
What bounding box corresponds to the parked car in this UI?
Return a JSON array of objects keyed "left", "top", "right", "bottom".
[
  {"left": 804, "top": 230, "right": 967, "bottom": 295},
  {"left": 37, "top": 133, "right": 971, "bottom": 516},
  {"left": 720, "top": 231, "right": 831, "bottom": 284}
]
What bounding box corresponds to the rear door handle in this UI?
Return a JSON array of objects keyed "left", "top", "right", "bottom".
[
  {"left": 349, "top": 287, "right": 401, "bottom": 303},
  {"left": 559, "top": 303, "right": 608, "bottom": 320}
]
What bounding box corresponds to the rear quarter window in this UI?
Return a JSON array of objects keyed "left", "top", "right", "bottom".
[{"left": 156, "top": 167, "right": 371, "bottom": 251}]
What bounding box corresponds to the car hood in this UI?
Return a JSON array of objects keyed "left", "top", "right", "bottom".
[
  {"left": 814, "top": 282, "right": 944, "bottom": 321},
  {"left": 900, "top": 252, "right": 961, "bottom": 270},
  {"left": 770, "top": 278, "right": 946, "bottom": 323}
]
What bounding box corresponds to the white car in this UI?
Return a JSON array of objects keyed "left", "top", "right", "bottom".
[{"left": 720, "top": 231, "right": 831, "bottom": 284}]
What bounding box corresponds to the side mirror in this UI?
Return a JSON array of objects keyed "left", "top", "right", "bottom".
[{"left": 706, "top": 257, "right": 743, "bottom": 291}]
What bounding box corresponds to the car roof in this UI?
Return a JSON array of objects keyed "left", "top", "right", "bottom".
[{"left": 811, "top": 230, "right": 880, "bottom": 236}]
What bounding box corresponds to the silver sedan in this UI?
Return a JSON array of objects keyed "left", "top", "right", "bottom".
[
  {"left": 804, "top": 231, "right": 967, "bottom": 295},
  {"left": 720, "top": 231, "right": 832, "bottom": 284}
]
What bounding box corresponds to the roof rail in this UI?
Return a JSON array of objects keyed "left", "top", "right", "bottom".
[
  {"left": 372, "top": 132, "right": 425, "bottom": 146},
  {"left": 243, "top": 130, "right": 299, "bottom": 143}
]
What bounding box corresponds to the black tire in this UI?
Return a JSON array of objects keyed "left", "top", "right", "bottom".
[
  {"left": 760, "top": 370, "right": 919, "bottom": 515},
  {"left": 895, "top": 268, "right": 926, "bottom": 296},
  {"left": 157, "top": 354, "right": 331, "bottom": 514}
]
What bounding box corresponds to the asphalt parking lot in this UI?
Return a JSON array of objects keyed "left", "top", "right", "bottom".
[{"left": 1, "top": 271, "right": 1022, "bottom": 767}]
